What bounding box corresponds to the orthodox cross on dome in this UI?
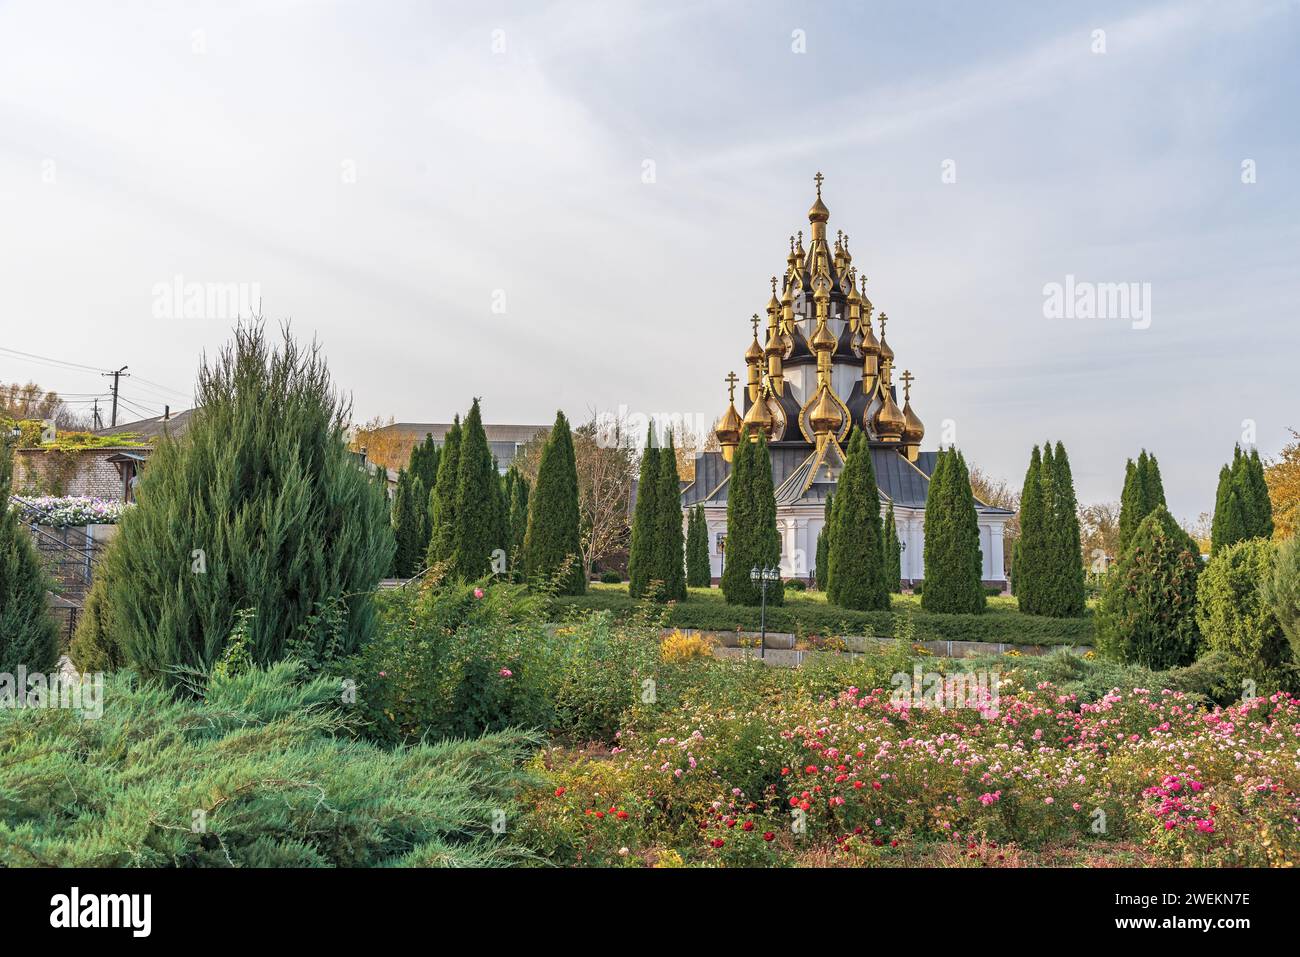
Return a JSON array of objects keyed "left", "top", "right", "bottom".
[
  {"left": 901, "top": 369, "right": 915, "bottom": 400},
  {"left": 878, "top": 311, "right": 888, "bottom": 337},
  {"left": 814, "top": 171, "right": 824, "bottom": 196},
  {"left": 770, "top": 276, "right": 778, "bottom": 296},
  {"left": 859, "top": 274, "right": 868, "bottom": 295},
  {"left": 789, "top": 236, "right": 796, "bottom": 253},
  {"left": 725, "top": 371, "right": 739, "bottom": 403},
  {"left": 750, "top": 313, "right": 761, "bottom": 338}
]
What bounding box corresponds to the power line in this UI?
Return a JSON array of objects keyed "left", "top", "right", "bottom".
[{"left": 0, "top": 346, "right": 107, "bottom": 374}]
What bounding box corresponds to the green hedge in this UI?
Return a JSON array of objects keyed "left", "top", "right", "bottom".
[{"left": 552, "top": 587, "right": 1094, "bottom": 647}]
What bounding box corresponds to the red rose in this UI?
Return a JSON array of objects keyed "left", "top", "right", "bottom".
[
  {"left": 742, "top": 821, "right": 755, "bottom": 832},
  {"left": 554, "top": 787, "right": 566, "bottom": 797},
  {"left": 763, "top": 832, "right": 775, "bottom": 842}
]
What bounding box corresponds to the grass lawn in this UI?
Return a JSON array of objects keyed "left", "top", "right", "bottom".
[{"left": 553, "top": 583, "right": 1095, "bottom": 647}]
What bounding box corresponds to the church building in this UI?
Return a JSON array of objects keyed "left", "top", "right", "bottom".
[{"left": 680, "top": 175, "right": 1011, "bottom": 587}]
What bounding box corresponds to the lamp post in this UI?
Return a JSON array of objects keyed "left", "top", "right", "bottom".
[{"left": 749, "top": 565, "right": 781, "bottom": 658}]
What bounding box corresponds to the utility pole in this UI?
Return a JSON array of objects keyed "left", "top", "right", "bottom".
[
  {"left": 102, "top": 365, "right": 129, "bottom": 427},
  {"left": 92, "top": 398, "right": 102, "bottom": 431}
]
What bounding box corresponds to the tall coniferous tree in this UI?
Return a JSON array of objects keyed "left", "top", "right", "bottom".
[
  {"left": 827, "top": 430, "right": 889, "bottom": 610},
  {"left": 506, "top": 469, "right": 529, "bottom": 572},
  {"left": 390, "top": 468, "right": 429, "bottom": 578},
  {"left": 0, "top": 438, "right": 59, "bottom": 673},
  {"left": 1043, "top": 441, "right": 1086, "bottom": 617},
  {"left": 686, "top": 504, "right": 712, "bottom": 587},
  {"left": 1015, "top": 445, "right": 1045, "bottom": 613},
  {"left": 922, "top": 448, "right": 986, "bottom": 614},
  {"left": 71, "top": 324, "right": 393, "bottom": 680},
  {"left": 523, "top": 411, "right": 585, "bottom": 594},
  {"left": 427, "top": 416, "right": 461, "bottom": 567},
  {"left": 883, "top": 500, "right": 902, "bottom": 593},
  {"left": 749, "top": 432, "right": 783, "bottom": 606},
  {"left": 1119, "top": 450, "right": 1166, "bottom": 553},
  {"left": 409, "top": 433, "right": 440, "bottom": 494},
  {"left": 650, "top": 435, "right": 687, "bottom": 601},
  {"left": 720, "top": 431, "right": 753, "bottom": 604},
  {"left": 815, "top": 491, "right": 832, "bottom": 591},
  {"left": 1246, "top": 447, "right": 1274, "bottom": 538},
  {"left": 451, "top": 399, "right": 505, "bottom": 580},
  {"left": 627, "top": 426, "right": 660, "bottom": 599}
]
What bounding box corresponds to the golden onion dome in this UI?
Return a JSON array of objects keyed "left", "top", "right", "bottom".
[
  {"left": 745, "top": 334, "right": 764, "bottom": 363},
  {"left": 810, "top": 386, "right": 843, "bottom": 436},
  {"left": 874, "top": 390, "right": 906, "bottom": 440},
  {"left": 764, "top": 328, "right": 783, "bottom": 357},
  {"left": 808, "top": 193, "right": 829, "bottom": 224},
  {"left": 811, "top": 318, "right": 837, "bottom": 353},
  {"left": 859, "top": 316, "right": 880, "bottom": 355},
  {"left": 901, "top": 399, "right": 924, "bottom": 445},
  {"left": 715, "top": 402, "right": 742, "bottom": 446},
  {"left": 741, "top": 394, "right": 773, "bottom": 439},
  {"left": 878, "top": 332, "right": 894, "bottom": 364}
]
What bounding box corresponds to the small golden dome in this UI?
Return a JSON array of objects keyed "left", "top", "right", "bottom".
[
  {"left": 808, "top": 194, "right": 829, "bottom": 224},
  {"left": 764, "top": 328, "right": 784, "bottom": 357},
  {"left": 874, "top": 390, "right": 905, "bottom": 440},
  {"left": 859, "top": 316, "right": 880, "bottom": 356},
  {"left": 741, "top": 394, "right": 773, "bottom": 439},
  {"left": 810, "top": 386, "right": 843, "bottom": 436},
  {"left": 902, "top": 399, "right": 924, "bottom": 445},
  {"left": 878, "top": 333, "right": 894, "bottom": 364},
  {"left": 811, "top": 318, "right": 836, "bottom": 353},
  {"left": 715, "top": 402, "right": 742, "bottom": 446},
  {"left": 745, "top": 335, "right": 764, "bottom": 363}
]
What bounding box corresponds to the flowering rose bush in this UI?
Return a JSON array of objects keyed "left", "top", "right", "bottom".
[{"left": 521, "top": 674, "right": 1300, "bottom": 867}]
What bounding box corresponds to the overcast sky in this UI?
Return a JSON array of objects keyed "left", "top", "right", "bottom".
[{"left": 2, "top": 0, "right": 1297, "bottom": 521}]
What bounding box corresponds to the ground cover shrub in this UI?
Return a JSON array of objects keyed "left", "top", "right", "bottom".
[{"left": 0, "top": 661, "right": 538, "bottom": 867}]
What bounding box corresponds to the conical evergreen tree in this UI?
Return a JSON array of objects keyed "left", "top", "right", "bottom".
[
  {"left": 1015, "top": 445, "right": 1045, "bottom": 613},
  {"left": 815, "top": 491, "right": 832, "bottom": 591},
  {"left": 649, "top": 435, "right": 686, "bottom": 602},
  {"left": 426, "top": 416, "right": 461, "bottom": 567},
  {"left": 720, "top": 431, "right": 753, "bottom": 604},
  {"left": 922, "top": 448, "right": 986, "bottom": 614},
  {"left": 1119, "top": 450, "right": 1166, "bottom": 553},
  {"left": 827, "top": 430, "right": 889, "bottom": 610},
  {"left": 1097, "top": 506, "right": 1202, "bottom": 668},
  {"left": 882, "top": 500, "right": 902, "bottom": 594},
  {"left": 721, "top": 431, "right": 783, "bottom": 606},
  {"left": 71, "top": 324, "right": 393, "bottom": 680},
  {"left": 0, "top": 438, "right": 59, "bottom": 674},
  {"left": 409, "top": 433, "right": 440, "bottom": 493},
  {"left": 523, "top": 410, "right": 585, "bottom": 594},
  {"left": 1247, "top": 447, "right": 1274, "bottom": 538},
  {"left": 686, "top": 504, "right": 712, "bottom": 587},
  {"left": 390, "top": 468, "right": 429, "bottom": 578},
  {"left": 506, "top": 469, "right": 529, "bottom": 574},
  {"left": 1040, "top": 441, "right": 1085, "bottom": 617},
  {"left": 627, "top": 426, "right": 660, "bottom": 599},
  {"left": 451, "top": 399, "right": 506, "bottom": 580},
  {"left": 1210, "top": 461, "right": 1234, "bottom": 555},
  {"left": 750, "top": 432, "right": 783, "bottom": 607}
]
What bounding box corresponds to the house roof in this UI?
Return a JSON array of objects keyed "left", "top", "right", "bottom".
[
  {"left": 95, "top": 408, "right": 196, "bottom": 442},
  {"left": 376, "top": 422, "right": 548, "bottom": 445}
]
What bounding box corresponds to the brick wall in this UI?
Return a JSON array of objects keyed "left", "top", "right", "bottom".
[{"left": 12, "top": 448, "right": 148, "bottom": 499}]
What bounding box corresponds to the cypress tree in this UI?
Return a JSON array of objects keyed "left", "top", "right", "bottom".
[
  {"left": 686, "top": 504, "right": 712, "bottom": 587},
  {"left": 627, "top": 426, "right": 660, "bottom": 599},
  {"left": 827, "top": 430, "right": 889, "bottom": 610},
  {"left": 1097, "top": 506, "right": 1202, "bottom": 668},
  {"left": 390, "top": 468, "right": 429, "bottom": 578},
  {"left": 0, "top": 438, "right": 59, "bottom": 674},
  {"left": 649, "top": 435, "right": 686, "bottom": 602},
  {"left": 506, "top": 470, "right": 529, "bottom": 572},
  {"left": 750, "top": 432, "right": 783, "bottom": 607},
  {"left": 922, "top": 449, "right": 986, "bottom": 614},
  {"left": 1247, "top": 448, "right": 1274, "bottom": 538},
  {"left": 721, "top": 431, "right": 783, "bottom": 606},
  {"left": 427, "top": 416, "right": 461, "bottom": 567},
  {"left": 1041, "top": 441, "right": 1085, "bottom": 617},
  {"left": 409, "top": 433, "right": 440, "bottom": 493},
  {"left": 1119, "top": 450, "right": 1166, "bottom": 553},
  {"left": 815, "top": 491, "right": 832, "bottom": 591},
  {"left": 1015, "top": 445, "right": 1045, "bottom": 613},
  {"left": 451, "top": 399, "right": 506, "bottom": 580},
  {"left": 523, "top": 410, "right": 585, "bottom": 594},
  {"left": 720, "top": 431, "right": 753, "bottom": 604},
  {"left": 1210, "top": 461, "right": 1234, "bottom": 554},
  {"left": 71, "top": 324, "right": 393, "bottom": 680},
  {"left": 883, "top": 500, "right": 902, "bottom": 594}
]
